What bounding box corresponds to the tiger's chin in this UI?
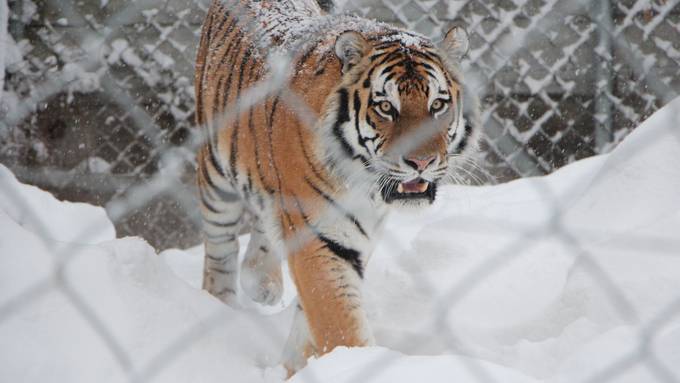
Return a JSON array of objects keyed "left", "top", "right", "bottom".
[{"left": 381, "top": 178, "right": 438, "bottom": 208}]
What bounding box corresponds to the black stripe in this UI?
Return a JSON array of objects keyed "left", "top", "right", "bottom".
[
  {"left": 295, "top": 41, "right": 322, "bottom": 74},
  {"left": 200, "top": 193, "right": 220, "bottom": 214},
  {"left": 206, "top": 181, "right": 241, "bottom": 203},
  {"left": 209, "top": 268, "right": 235, "bottom": 275},
  {"left": 210, "top": 179, "right": 240, "bottom": 203},
  {"left": 317, "top": 234, "right": 363, "bottom": 278},
  {"left": 206, "top": 253, "right": 231, "bottom": 262},
  {"left": 196, "top": 10, "right": 216, "bottom": 127},
  {"left": 353, "top": 90, "right": 371, "bottom": 152},
  {"left": 208, "top": 145, "right": 226, "bottom": 177},
  {"left": 304, "top": 177, "right": 368, "bottom": 237},
  {"left": 448, "top": 90, "right": 463, "bottom": 139},
  {"left": 458, "top": 123, "right": 472, "bottom": 152},
  {"left": 215, "top": 13, "right": 243, "bottom": 61},
  {"left": 204, "top": 217, "right": 240, "bottom": 228},
  {"left": 371, "top": 41, "right": 401, "bottom": 51},
  {"left": 384, "top": 71, "right": 397, "bottom": 83},
  {"left": 420, "top": 62, "right": 436, "bottom": 72},
  {"left": 295, "top": 118, "right": 334, "bottom": 189},
  {"left": 201, "top": 160, "right": 219, "bottom": 192},
  {"left": 263, "top": 20, "right": 285, "bottom": 37},
  {"left": 418, "top": 49, "right": 445, "bottom": 66},
  {"left": 210, "top": 180, "right": 241, "bottom": 203},
  {"left": 332, "top": 88, "right": 354, "bottom": 158},
  {"left": 214, "top": 287, "right": 236, "bottom": 295},
  {"left": 423, "top": 68, "right": 437, "bottom": 78},
  {"left": 409, "top": 50, "right": 442, "bottom": 64},
  {"left": 229, "top": 46, "right": 253, "bottom": 177},
  {"left": 314, "top": 51, "right": 334, "bottom": 76},
  {"left": 202, "top": 158, "right": 240, "bottom": 202},
  {"left": 267, "top": 94, "right": 295, "bottom": 229},
  {"left": 365, "top": 50, "right": 403, "bottom": 82},
  {"left": 205, "top": 232, "right": 237, "bottom": 242},
  {"left": 246, "top": 61, "right": 269, "bottom": 190},
  {"left": 213, "top": 27, "right": 242, "bottom": 117},
  {"left": 213, "top": 10, "right": 231, "bottom": 37},
  {"left": 382, "top": 61, "right": 405, "bottom": 76},
  {"left": 220, "top": 16, "right": 239, "bottom": 43},
  {"left": 366, "top": 114, "right": 376, "bottom": 130}
]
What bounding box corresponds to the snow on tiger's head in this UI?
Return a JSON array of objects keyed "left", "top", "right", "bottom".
[{"left": 322, "top": 26, "right": 479, "bottom": 208}]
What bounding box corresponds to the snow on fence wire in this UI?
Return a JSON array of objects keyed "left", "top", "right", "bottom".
[
  {"left": 1, "top": 0, "right": 679, "bottom": 249},
  {"left": 1, "top": 0, "right": 680, "bottom": 382}
]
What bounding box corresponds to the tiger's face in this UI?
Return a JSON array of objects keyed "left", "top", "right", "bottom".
[{"left": 327, "top": 27, "right": 474, "bottom": 208}]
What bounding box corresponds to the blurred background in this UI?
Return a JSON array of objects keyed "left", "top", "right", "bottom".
[{"left": 1, "top": 0, "right": 679, "bottom": 250}]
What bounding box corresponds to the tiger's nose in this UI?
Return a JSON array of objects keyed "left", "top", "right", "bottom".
[{"left": 403, "top": 155, "right": 436, "bottom": 172}]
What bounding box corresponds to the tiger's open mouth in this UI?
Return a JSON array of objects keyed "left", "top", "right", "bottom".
[{"left": 382, "top": 178, "right": 437, "bottom": 204}]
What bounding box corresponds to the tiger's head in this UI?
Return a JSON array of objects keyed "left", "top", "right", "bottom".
[{"left": 321, "top": 26, "right": 478, "bottom": 208}]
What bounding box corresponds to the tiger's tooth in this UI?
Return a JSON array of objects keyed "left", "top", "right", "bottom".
[
  {"left": 397, "top": 183, "right": 404, "bottom": 193},
  {"left": 417, "top": 182, "right": 429, "bottom": 193}
]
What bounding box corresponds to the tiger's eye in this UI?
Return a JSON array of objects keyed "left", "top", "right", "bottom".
[
  {"left": 379, "top": 101, "right": 393, "bottom": 114},
  {"left": 431, "top": 99, "right": 443, "bottom": 111}
]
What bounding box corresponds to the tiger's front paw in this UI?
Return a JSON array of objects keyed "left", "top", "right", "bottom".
[
  {"left": 240, "top": 262, "right": 283, "bottom": 305},
  {"left": 203, "top": 265, "right": 239, "bottom": 307}
]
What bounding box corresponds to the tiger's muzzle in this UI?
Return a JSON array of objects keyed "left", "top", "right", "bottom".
[
  {"left": 380, "top": 154, "right": 442, "bottom": 205},
  {"left": 381, "top": 177, "right": 437, "bottom": 204}
]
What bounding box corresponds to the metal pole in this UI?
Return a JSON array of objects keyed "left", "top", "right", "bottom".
[{"left": 595, "top": 0, "right": 613, "bottom": 151}]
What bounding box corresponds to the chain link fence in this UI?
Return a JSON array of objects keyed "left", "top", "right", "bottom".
[
  {"left": 2, "top": 0, "right": 679, "bottom": 249},
  {"left": 1, "top": 0, "right": 680, "bottom": 382},
  {"left": 2, "top": 0, "right": 212, "bottom": 249}
]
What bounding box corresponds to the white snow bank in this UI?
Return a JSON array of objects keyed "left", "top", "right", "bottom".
[
  {"left": 1, "top": 97, "right": 680, "bottom": 382},
  {"left": 0, "top": 199, "right": 290, "bottom": 383},
  {"left": 364, "top": 96, "right": 680, "bottom": 380},
  {"left": 0, "top": 165, "right": 115, "bottom": 244},
  {"left": 291, "top": 347, "right": 541, "bottom": 383}
]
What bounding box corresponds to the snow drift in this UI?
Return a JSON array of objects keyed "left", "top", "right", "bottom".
[{"left": 1, "top": 97, "right": 680, "bottom": 382}]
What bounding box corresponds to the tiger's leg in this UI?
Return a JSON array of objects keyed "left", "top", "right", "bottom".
[
  {"left": 287, "top": 236, "right": 374, "bottom": 362},
  {"left": 197, "top": 146, "right": 245, "bottom": 307},
  {"left": 282, "top": 302, "right": 316, "bottom": 376},
  {"left": 240, "top": 220, "right": 283, "bottom": 305}
]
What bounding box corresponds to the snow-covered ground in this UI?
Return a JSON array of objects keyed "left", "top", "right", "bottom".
[{"left": 2, "top": 97, "right": 680, "bottom": 382}]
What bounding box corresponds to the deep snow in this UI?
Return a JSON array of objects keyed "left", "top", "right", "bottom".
[{"left": 1, "top": 97, "right": 680, "bottom": 382}]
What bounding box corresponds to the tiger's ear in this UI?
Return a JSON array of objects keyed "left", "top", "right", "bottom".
[
  {"left": 439, "top": 26, "right": 469, "bottom": 61},
  {"left": 335, "top": 31, "right": 369, "bottom": 73}
]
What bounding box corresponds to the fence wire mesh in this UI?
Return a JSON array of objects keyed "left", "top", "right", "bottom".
[
  {"left": 2, "top": 0, "right": 678, "bottom": 249},
  {"left": 1, "top": 0, "right": 680, "bottom": 382}
]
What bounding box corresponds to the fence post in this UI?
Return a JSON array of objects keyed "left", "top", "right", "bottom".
[{"left": 595, "top": 0, "right": 614, "bottom": 151}]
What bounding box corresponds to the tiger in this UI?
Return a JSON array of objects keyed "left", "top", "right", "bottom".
[{"left": 194, "top": 0, "right": 480, "bottom": 374}]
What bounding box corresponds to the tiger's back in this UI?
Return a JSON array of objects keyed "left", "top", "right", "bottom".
[
  {"left": 195, "top": 0, "right": 395, "bottom": 224},
  {"left": 200, "top": 1, "right": 327, "bottom": 220}
]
